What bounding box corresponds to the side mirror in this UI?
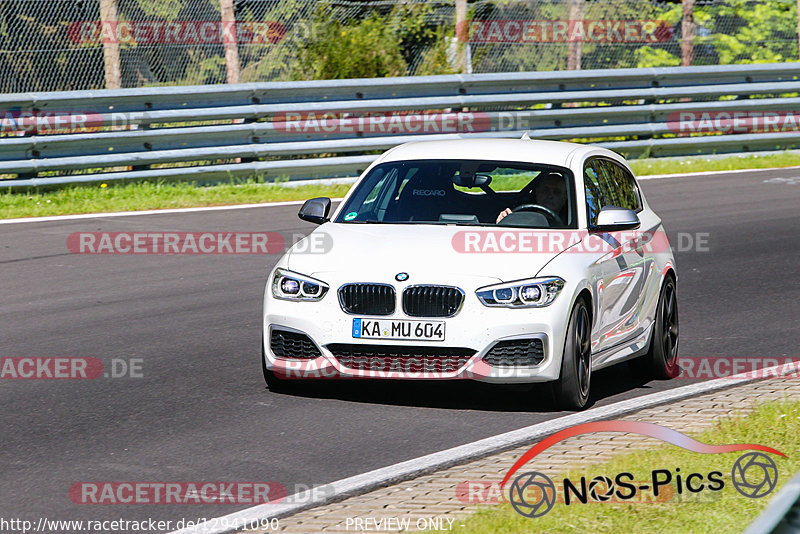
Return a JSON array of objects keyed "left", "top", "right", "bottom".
[
  {"left": 298, "top": 197, "right": 331, "bottom": 225},
  {"left": 593, "top": 206, "right": 640, "bottom": 231}
]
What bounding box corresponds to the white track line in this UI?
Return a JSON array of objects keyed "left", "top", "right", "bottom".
[
  {"left": 4, "top": 165, "right": 799, "bottom": 226},
  {"left": 0, "top": 200, "right": 312, "bottom": 225},
  {"left": 171, "top": 364, "right": 791, "bottom": 534}
]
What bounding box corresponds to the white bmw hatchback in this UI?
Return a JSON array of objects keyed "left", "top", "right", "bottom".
[{"left": 262, "top": 138, "right": 678, "bottom": 409}]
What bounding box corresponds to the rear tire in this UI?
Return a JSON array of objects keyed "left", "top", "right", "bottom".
[
  {"left": 631, "top": 275, "right": 679, "bottom": 380},
  {"left": 551, "top": 297, "right": 592, "bottom": 410}
]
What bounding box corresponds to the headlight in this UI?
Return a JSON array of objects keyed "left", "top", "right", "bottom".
[
  {"left": 272, "top": 268, "right": 329, "bottom": 301},
  {"left": 476, "top": 277, "right": 565, "bottom": 308}
]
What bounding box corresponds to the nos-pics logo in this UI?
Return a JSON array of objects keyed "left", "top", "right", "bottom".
[{"left": 502, "top": 421, "right": 784, "bottom": 518}]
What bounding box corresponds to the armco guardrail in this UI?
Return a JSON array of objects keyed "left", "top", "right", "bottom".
[
  {"left": 743, "top": 469, "right": 800, "bottom": 534},
  {"left": 2, "top": 63, "right": 800, "bottom": 189}
]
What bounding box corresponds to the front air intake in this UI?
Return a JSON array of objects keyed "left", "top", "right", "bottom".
[
  {"left": 270, "top": 328, "right": 321, "bottom": 359},
  {"left": 328, "top": 344, "right": 475, "bottom": 373},
  {"left": 483, "top": 338, "right": 545, "bottom": 367}
]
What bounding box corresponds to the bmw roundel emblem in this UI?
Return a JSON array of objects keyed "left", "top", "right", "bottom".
[{"left": 395, "top": 272, "right": 409, "bottom": 282}]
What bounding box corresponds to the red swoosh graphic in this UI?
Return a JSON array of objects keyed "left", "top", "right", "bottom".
[{"left": 501, "top": 420, "right": 785, "bottom": 487}]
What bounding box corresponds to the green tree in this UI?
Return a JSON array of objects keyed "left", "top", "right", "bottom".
[
  {"left": 698, "top": 0, "right": 798, "bottom": 64},
  {"left": 291, "top": 10, "right": 406, "bottom": 80}
]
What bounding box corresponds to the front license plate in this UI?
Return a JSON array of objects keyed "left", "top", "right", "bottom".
[{"left": 352, "top": 318, "right": 445, "bottom": 341}]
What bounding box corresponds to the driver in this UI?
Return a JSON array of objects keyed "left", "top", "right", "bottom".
[{"left": 496, "top": 172, "right": 567, "bottom": 224}]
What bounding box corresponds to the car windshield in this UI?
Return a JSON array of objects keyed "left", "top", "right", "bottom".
[{"left": 334, "top": 159, "right": 576, "bottom": 228}]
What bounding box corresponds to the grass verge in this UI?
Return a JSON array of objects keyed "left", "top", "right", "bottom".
[
  {"left": 0, "top": 180, "right": 353, "bottom": 220},
  {"left": 629, "top": 150, "right": 800, "bottom": 176},
  {"left": 453, "top": 398, "right": 800, "bottom": 534},
  {"left": 2, "top": 150, "right": 800, "bottom": 219}
]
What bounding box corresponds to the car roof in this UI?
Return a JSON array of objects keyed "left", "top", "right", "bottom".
[{"left": 377, "top": 138, "right": 620, "bottom": 169}]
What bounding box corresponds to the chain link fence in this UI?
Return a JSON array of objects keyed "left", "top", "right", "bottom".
[{"left": 1, "top": 0, "right": 798, "bottom": 93}]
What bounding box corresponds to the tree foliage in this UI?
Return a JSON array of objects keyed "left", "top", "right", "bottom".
[
  {"left": 1, "top": 0, "right": 799, "bottom": 91},
  {"left": 292, "top": 11, "right": 406, "bottom": 80}
]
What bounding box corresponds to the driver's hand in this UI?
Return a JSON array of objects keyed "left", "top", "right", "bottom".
[{"left": 496, "top": 208, "right": 512, "bottom": 223}]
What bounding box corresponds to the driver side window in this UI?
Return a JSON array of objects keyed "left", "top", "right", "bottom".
[
  {"left": 584, "top": 158, "right": 639, "bottom": 226},
  {"left": 584, "top": 160, "right": 605, "bottom": 227}
]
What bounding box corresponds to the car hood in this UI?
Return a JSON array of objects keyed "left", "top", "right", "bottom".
[{"left": 286, "top": 223, "right": 569, "bottom": 284}]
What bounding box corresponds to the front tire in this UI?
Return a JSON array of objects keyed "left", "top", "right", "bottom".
[
  {"left": 552, "top": 297, "right": 592, "bottom": 410},
  {"left": 632, "top": 275, "right": 679, "bottom": 379}
]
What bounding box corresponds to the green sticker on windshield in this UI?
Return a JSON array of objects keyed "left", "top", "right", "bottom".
[{"left": 344, "top": 212, "right": 358, "bottom": 221}]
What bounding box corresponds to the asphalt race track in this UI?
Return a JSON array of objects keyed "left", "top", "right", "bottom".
[{"left": 1, "top": 168, "right": 799, "bottom": 530}]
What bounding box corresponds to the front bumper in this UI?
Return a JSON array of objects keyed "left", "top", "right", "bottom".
[{"left": 262, "top": 276, "right": 574, "bottom": 384}]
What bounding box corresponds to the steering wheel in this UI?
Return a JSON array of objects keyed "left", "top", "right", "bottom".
[{"left": 511, "top": 203, "right": 564, "bottom": 226}]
